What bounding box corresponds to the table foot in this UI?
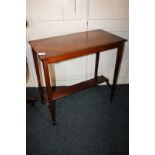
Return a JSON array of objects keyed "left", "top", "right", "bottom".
[
  {"left": 52, "top": 122, "right": 56, "bottom": 126},
  {"left": 110, "top": 93, "right": 114, "bottom": 101},
  {"left": 48, "top": 101, "right": 56, "bottom": 125}
]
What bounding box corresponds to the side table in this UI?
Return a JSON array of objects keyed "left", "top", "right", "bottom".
[{"left": 29, "top": 29, "right": 126, "bottom": 125}]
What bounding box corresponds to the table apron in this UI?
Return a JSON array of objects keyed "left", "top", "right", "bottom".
[{"left": 43, "top": 42, "right": 122, "bottom": 64}]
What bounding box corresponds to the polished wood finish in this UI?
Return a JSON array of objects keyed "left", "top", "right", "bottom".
[
  {"left": 42, "top": 60, "right": 56, "bottom": 125},
  {"left": 32, "top": 50, "right": 44, "bottom": 104},
  {"left": 30, "top": 29, "right": 126, "bottom": 125},
  {"left": 43, "top": 75, "right": 108, "bottom": 102},
  {"left": 94, "top": 52, "right": 100, "bottom": 84},
  {"left": 29, "top": 29, "right": 126, "bottom": 63},
  {"left": 110, "top": 42, "right": 125, "bottom": 100}
]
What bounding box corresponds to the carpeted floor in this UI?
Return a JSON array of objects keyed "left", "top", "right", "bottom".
[{"left": 26, "top": 85, "right": 129, "bottom": 155}]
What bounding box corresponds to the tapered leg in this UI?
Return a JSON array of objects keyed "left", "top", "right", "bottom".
[
  {"left": 94, "top": 52, "right": 100, "bottom": 84},
  {"left": 43, "top": 60, "right": 56, "bottom": 125},
  {"left": 111, "top": 42, "right": 125, "bottom": 101},
  {"left": 94, "top": 52, "right": 110, "bottom": 87},
  {"left": 32, "top": 49, "right": 44, "bottom": 103}
]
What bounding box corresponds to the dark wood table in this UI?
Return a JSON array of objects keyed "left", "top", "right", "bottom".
[{"left": 29, "top": 29, "right": 126, "bottom": 125}]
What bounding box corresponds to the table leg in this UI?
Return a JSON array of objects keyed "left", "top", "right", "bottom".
[
  {"left": 32, "top": 49, "right": 44, "bottom": 104},
  {"left": 111, "top": 42, "right": 125, "bottom": 101},
  {"left": 43, "top": 60, "right": 56, "bottom": 125},
  {"left": 94, "top": 52, "right": 100, "bottom": 84},
  {"left": 94, "top": 52, "right": 110, "bottom": 88}
]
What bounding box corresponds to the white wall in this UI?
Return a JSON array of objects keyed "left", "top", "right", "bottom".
[{"left": 26, "top": 0, "right": 129, "bottom": 87}]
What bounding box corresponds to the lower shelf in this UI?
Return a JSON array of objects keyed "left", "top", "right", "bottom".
[{"left": 44, "top": 75, "right": 109, "bottom": 101}]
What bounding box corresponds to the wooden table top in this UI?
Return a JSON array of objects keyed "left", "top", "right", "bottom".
[{"left": 29, "top": 29, "right": 126, "bottom": 63}]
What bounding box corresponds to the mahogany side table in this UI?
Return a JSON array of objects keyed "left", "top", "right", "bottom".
[{"left": 29, "top": 29, "right": 126, "bottom": 125}]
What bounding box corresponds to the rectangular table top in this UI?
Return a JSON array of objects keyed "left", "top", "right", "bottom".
[{"left": 29, "top": 29, "right": 126, "bottom": 63}]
